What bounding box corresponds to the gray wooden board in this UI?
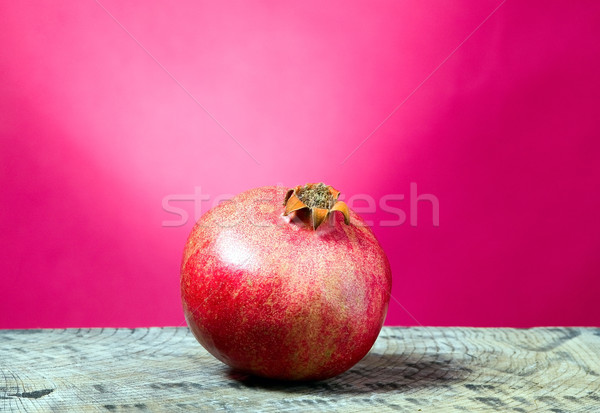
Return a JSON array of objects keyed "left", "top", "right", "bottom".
[{"left": 1, "top": 327, "right": 599, "bottom": 412}]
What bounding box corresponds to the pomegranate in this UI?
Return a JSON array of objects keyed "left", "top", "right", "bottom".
[{"left": 181, "top": 183, "right": 391, "bottom": 380}]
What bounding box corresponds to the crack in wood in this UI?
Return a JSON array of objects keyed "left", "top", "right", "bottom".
[{"left": 2, "top": 388, "right": 54, "bottom": 399}]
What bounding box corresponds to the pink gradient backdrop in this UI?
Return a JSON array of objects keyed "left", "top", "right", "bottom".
[{"left": 1, "top": 1, "right": 599, "bottom": 328}]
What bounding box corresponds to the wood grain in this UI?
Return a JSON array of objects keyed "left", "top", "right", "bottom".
[{"left": 1, "top": 327, "right": 599, "bottom": 412}]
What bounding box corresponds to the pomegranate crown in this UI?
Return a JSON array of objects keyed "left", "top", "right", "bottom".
[{"left": 283, "top": 183, "right": 350, "bottom": 230}]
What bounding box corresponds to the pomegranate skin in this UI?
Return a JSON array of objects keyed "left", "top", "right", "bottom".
[{"left": 181, "top": 186, "right": 392, "bottom": 381}]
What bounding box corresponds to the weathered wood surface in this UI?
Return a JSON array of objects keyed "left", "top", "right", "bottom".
[{"left": 1, "top": 327, "right": 599, "bottom": 412}]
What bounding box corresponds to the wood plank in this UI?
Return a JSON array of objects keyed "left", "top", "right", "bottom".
[{"left": 1, "top": 327, "right": 599, "bottom": 412}]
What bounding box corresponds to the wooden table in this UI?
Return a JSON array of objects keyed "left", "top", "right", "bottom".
[{"left": 1, "top": 327, "right": 598, "bottom": 412}]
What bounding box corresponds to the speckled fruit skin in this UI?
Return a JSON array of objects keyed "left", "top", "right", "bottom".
[{"left": 181, "top": 186, "right": 392, "bottom": 381}]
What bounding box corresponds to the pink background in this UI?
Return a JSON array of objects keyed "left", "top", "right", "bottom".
[{"left": 1, "top": 1, "right": 599, "bottom": 328}]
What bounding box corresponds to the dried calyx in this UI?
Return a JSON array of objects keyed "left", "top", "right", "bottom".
[{"left": 284, "top": 183, "right": 350, "bottom": 230}]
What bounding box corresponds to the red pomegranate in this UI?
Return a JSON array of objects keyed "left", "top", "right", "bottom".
[{"left": 181, "top": 183, "right": 392, "bottom": 380}]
